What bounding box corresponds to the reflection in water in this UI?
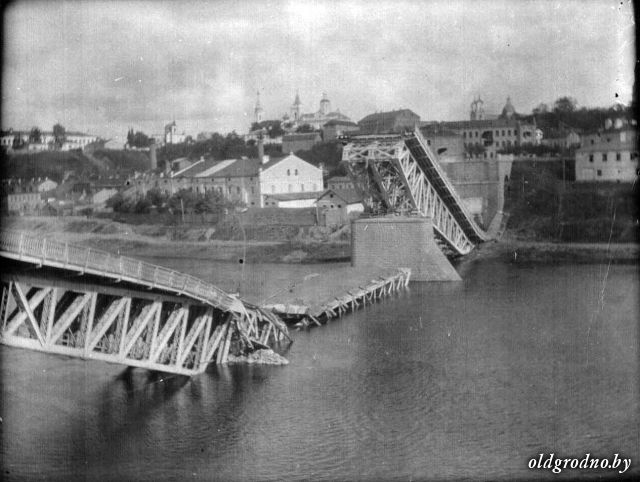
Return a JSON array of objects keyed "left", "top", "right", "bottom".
[{"left": 1, "top": 261, "right": 638, "bottom": 481}]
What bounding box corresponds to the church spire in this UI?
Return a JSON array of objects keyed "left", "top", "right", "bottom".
[{"left": 254, "top": 90, "right": 264, "bottom": 123}]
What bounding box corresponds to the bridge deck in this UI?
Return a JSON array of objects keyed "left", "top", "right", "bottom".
[
  {"left": 0, "top": 229, "right": 245, "bottom": 314},
  {"left": 0, "top": 230, "right": 289, "bottom": 376}
]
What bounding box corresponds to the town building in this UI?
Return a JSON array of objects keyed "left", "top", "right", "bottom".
[
  {"left": 322, "top": 119, "right": 360, "bottom": 141},
  {"left": 1, "top": 180, "right": 43, "bottom": 214},
  {"left": 436, "top": 97, "right": 538, "bottom": 159},
  {"left": 282, "top": 132, "right": 322, "bottom": 153},
  {"left": 326, "top": 176, "right": 355, "bottom": 190},
  {"left": 286, "top": 92, "right": 352, "bottom": 130},
  {"left": 315, "top": 188, "right": 364, "bottom": 226},
  {"left": 263, "top": 192, "right": 322, "bottom": 208},
  {"left": 129, "top": 151, "right": 324, "bottom": 208},
  {"left": 0, "top": 129, "right": 98, "bottom": 153},
  {"left": 419, "top": 125, "right": 466, "bottom": 162},
  {"left": 575, "top": 120, "right": 638, "bottom": 182},
  {"left": 164, "top": 121, "right": 187, "bottom": 145},
  {"left": 540, "top": 128, "right": 581, "bottom": 150},
  {"left": 358, "top": 109, "right": 421, "bottom": 135}
]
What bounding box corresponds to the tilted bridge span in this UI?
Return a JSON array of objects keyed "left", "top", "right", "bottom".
[
  {"left": 0, "top": 230, "right": 289, "bottom": 376},
  {"left": 342, "top": 128, "right": 492, "bottom": 256}
]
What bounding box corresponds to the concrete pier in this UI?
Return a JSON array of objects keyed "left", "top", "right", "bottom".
[{"left": 351, "top": 217, "right": 461, "bottom": 281}]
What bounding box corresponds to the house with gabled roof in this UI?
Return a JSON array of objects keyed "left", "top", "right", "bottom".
[{"left": 315, "top": 188, "right": 364, "bottom": 226}]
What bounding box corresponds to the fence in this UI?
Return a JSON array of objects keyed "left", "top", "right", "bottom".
[{"left": 0, "top": 229, "right": 243, "bottom": 314}]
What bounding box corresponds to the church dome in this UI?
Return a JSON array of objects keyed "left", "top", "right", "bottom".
[{"left": 501, "top": 97, "right": 516, "bottom": 119}]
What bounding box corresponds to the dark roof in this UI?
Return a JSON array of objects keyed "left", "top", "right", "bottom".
[
  {"left": 323, "top": 119, "right": 358, "bottom": 127},
  {"left": 317, "top": 188, "right": 363, "bottom": 204},
  {"left": 359, "top": 109, "right": 420, "bottom": 125},
  {"left": 175, "top": 159, "right": 219, "bottom": 176},
  {"left": 439, "top": 118, "right": 526, "bottom": 129},
  {"left": 327, "top": 176, "right": 352, "bottom": 183},
  {"left": 264, "top": 191, "right": 324, "bottom": 201}
]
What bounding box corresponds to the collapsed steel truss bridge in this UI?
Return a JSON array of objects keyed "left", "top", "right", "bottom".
[
  {"left": 342, "top": 128, "right": 489, "bottom": 255},
  {"left": 0, "top": 230, "right": 289, "bottom": 376}
]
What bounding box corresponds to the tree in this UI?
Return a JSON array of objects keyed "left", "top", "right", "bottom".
[
  {"left": 29, "top": 127, "right": 42, "bottom": 144},
  {"left": 553, "top": 96, "right": 577, "bottom": 114},
  {"left": 132, "top": 131, "right": 150, "bottom": 148},
  {"left": 53, "top": 123, "right": 66, "bottom": 148},
  {"left": 532, "top": 103, "right": 548, "bottom": 115},
  {"left": 296, "top": 123, "right": 315, "bottom": 133},
  {"left": 126, "top": 128, "right": 135, "bottom": 147}
]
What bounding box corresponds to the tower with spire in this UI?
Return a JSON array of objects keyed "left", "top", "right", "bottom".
[
  {"left": 319, "top": 92, "right": 331, "bottom": 116},
  {"left": 470, "top": 95, "right": 485, "bottom": 121},
  {"left": 254, "top": 90, "right": 264, "bottom": 124},
  {"left": 291, "top": 91, "right": 302, "bottom": 122}
]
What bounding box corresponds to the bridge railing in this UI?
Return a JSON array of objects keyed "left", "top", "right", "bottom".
[{"left": 0, "top": 229, "right": 242, "bottom": 313}]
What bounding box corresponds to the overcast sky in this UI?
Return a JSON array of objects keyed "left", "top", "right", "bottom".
[{"left": 1, "top": 0, "right": 635, "bottom": 140}]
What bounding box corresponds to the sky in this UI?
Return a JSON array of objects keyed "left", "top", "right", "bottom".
[{"left": 1, "top": 0, "right": 635, "bottom": 141}]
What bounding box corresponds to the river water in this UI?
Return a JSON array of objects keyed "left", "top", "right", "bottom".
[{"left": 1, "top": 258, "right": 638, "bottom": 481}]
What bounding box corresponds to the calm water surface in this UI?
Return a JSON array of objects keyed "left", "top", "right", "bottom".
[{"left": 1, "top": 259, "right": 638, "bottom": 481}]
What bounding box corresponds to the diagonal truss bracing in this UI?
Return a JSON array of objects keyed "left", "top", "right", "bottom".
[
  {"left": 0, "top": 277, "right": 290, "bottom": 377},
  {"left": 342, "top": 129, "right": 489, "bottom": 255}
]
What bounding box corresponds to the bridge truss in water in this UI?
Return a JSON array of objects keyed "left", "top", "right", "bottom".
[
  {"left": 342, "top": 128, "right": 489, "bottom": 255},
  {"left": 0, "top": 230, "right": 289, "bottom": 376}
]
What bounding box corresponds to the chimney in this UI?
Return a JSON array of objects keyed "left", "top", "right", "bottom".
[
  {"left": 149, "top": 141, "right": 157, "bottom": 170},
  {"left": 257, "top": 134, "right": 264, "bottom": 161}
]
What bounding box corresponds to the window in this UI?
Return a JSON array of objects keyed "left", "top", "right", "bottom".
[
  {"left": 463, "top": 132, "right": 466, "bottom": 139},
  {"left": 502, "top": 130, "right": 505, "bottom": 136},
  {"left": 616, "top": 153, "right": 621, "bottom": 161},
  {"left": 590, "top": 139, "right": 594, "bottom": 145},
  {"left": 301, "top": 184, "right": 305, "bottom": 191},
  {"left": 602, "top": 153, "right": 607, "bottom": 162},
  {"left": 271, "top": 185, "right": 275, "bottom": 193},
  {"left": 287, "top": 169, "right": 290, "bottom": 176},
  {"left": 475, "top": 131, "right": 478, "bottom": 138},
  {"left": 427, "top": 139, "right": 431, "bottom": 145},
  {"left": 495, "top": 130, "right": 499, "bottom": 137},
  {"left": 597, "top": 169, "right": 602, "bottom": 177},
  {"left": 337, "top": 204, "right": 342, "bottom": 208},
  {"left": 589, "top": 154, "right": 594, "bottom": 163},
  {"left": 295, "top": 169, "right": 298, "bottom": 175},
  {"left": 288, "top": 184, "right": 292, "bottom": 192}
]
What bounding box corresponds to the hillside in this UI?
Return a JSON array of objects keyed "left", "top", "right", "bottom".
[
  {"left": 505, "top": 161, "right": 638, "bottom": 243},
  {"left": 1, "top": 149, "right": 150, "bottom": 182}
]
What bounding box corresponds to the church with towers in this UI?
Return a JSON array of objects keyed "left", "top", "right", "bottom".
[
  {"left": 438, "top": 95, "right": 539, "bottom": 159},
  {"left": 252, "top": 90, "right": 352, "bottom": 131}
]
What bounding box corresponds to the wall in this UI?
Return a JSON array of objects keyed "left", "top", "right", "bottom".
[
  {"left": 351, "top": 217, "right": 460, "bottom": 281},
  {"left": 260, "top": 155, "right": 323, "bottom": 197},
  {"left": 441, "top": 160, "right": 501, "bottom": 229}
]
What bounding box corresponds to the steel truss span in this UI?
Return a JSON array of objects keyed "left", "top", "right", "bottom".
[
  {"left": 341, "top": 129, "right": 489, "bottom": 255},
  {"left": 0, "top": 230, "right": 289, "bottom": 376}
]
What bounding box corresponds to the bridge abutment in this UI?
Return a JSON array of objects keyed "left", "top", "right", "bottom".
[{"left": 351, "top": 217, "right": 461, "bottom": 281}]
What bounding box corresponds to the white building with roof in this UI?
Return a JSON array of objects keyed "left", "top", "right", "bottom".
[{"left": 575, "top": 122, "right": 638, "bottom": 182}]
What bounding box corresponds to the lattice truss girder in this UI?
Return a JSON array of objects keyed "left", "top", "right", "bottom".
[
  {"left": 342, "top": 136, "right": 477, "bottom": 255},
  {"left": 0, "top": 280, "right": 287, "bottom": 376}
]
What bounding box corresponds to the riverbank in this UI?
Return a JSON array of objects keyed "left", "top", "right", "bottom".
[
  {"left": 466, "top": 234, "right": 639, "bottom": 265},
  {"left": 1, "top": 216, "right": 350, "bottom": 263}
]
